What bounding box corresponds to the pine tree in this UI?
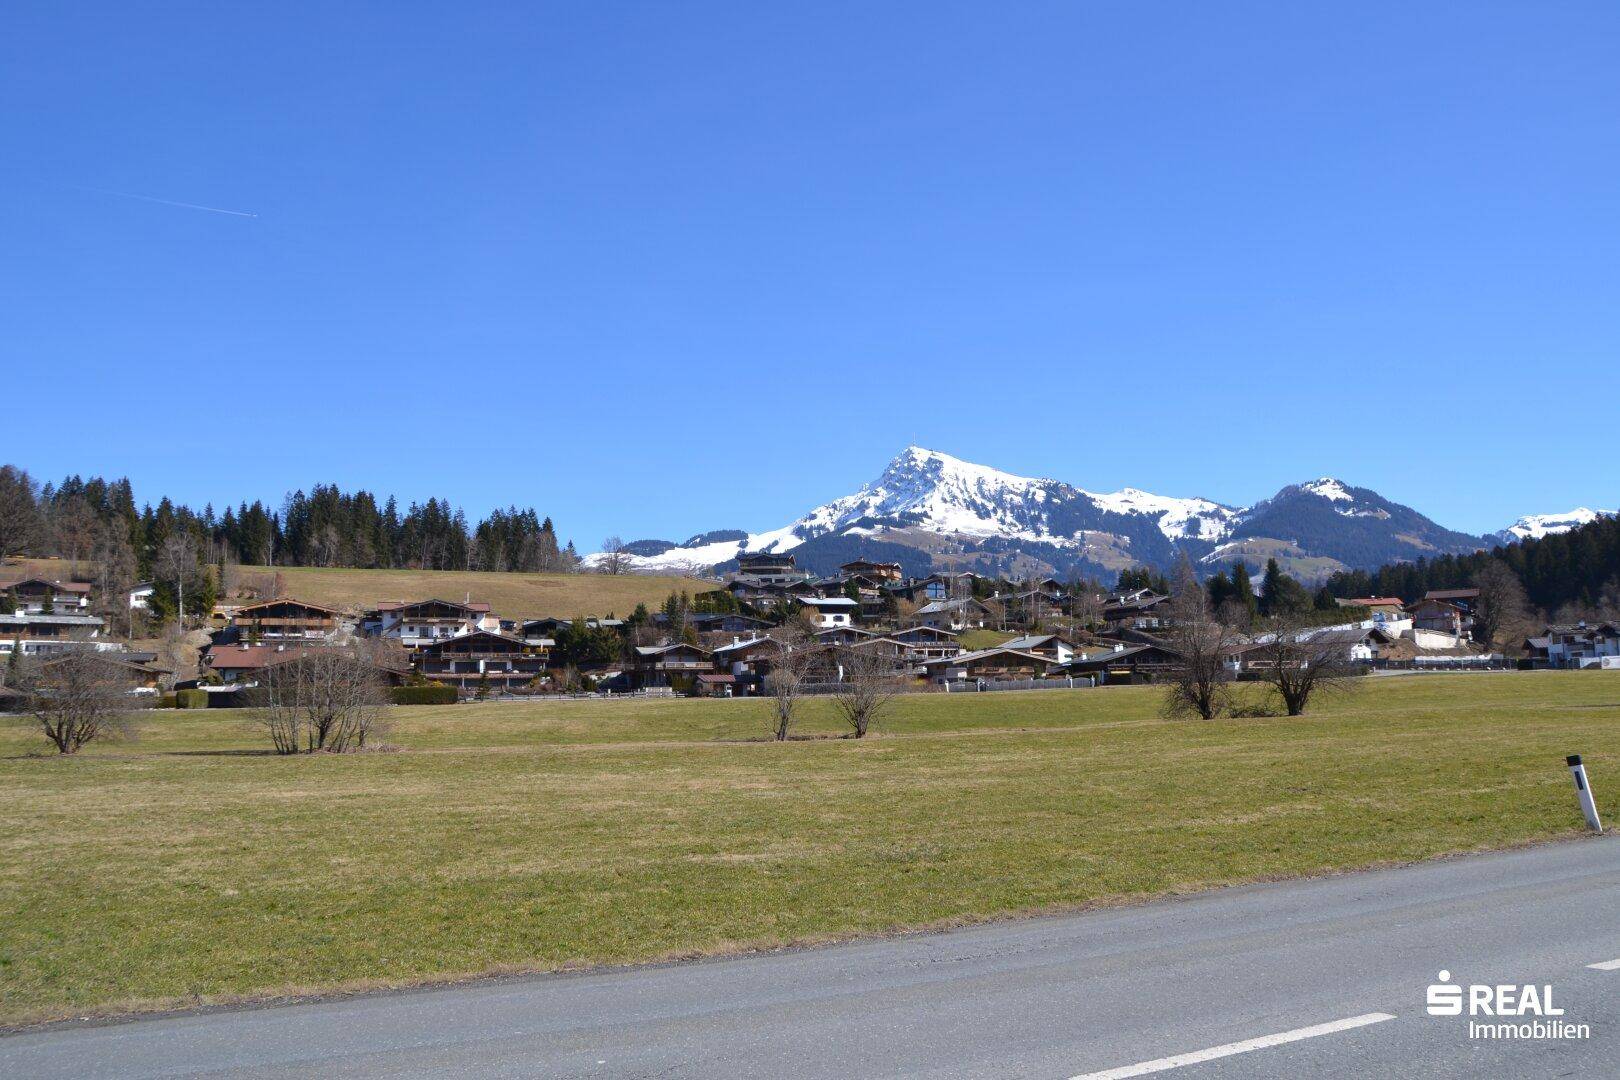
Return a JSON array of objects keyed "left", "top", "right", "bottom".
[{"left": 1230, "top": 562, "right": 1258, "bottom": 621}]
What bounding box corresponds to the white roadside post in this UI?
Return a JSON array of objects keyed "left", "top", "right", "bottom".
[{"left": 1568, "top": 755, "right": 1604, "bottom": 833}]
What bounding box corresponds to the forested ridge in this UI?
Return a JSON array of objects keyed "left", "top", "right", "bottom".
[
  {"left": 1323, "top": 511, "right": 1620, "bottom": 619},
  {"left": 0, "top": 465, "right": 580, "bottom": 622}
]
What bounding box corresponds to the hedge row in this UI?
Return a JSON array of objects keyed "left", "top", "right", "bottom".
[
  {"left": 176, "top": 688, "right": 209, "bottom": 710},
  {"left": 390, "top": 684, "right": 459, "bottom": 706}
]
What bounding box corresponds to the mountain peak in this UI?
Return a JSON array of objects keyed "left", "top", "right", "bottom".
[
  {"left": 1298, "top": 478, "right": 1354, "bottom": 502},
  {"left": 1495, "top": 507, "right": 1614, "bottom": 542},
  {"left": 583, "top": 448, "right": 1550, "bottom": 583}
]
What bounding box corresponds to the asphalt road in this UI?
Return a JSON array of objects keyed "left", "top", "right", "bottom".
[{"left": 6, "top": 836, "right": 1620, "bottom": 1079}]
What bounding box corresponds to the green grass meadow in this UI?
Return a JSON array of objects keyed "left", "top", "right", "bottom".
[{"left": 2, "top": 672, "right": 1617, "bottom": 1026}]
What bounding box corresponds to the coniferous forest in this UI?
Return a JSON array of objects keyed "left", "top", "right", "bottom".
[
  {"left": 1321, "top": 512, "right": 1620, "bottom": 620},
  {"left": 0, "top": 465, "right": 579, "bottom": 622}
]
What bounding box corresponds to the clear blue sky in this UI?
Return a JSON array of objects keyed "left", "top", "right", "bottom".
[{"left": 6, "top": 2, "right": 1617, "bottom": 549}]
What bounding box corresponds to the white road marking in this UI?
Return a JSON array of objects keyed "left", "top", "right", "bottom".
[
  {"left": 1069, "top": 1012, "right": 1397, "bottom": 1080},
  {"left": 1587, "top": 959, "right": 1620, "bottom": 971}
]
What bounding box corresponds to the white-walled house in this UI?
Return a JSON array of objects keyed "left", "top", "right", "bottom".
[
  {"left": 1544, "top": 623, "right": 1620, "bottom": 669},
  {"left": 128, "top": 582, "right": 155, "bottom": 611},
  {"left": 2, "top": 578, "right": 91, "bottom": 614},
  {"left": 799, "top": 596, "right": 859, "bottom": 628},
  {"left": 361, "top": 598, "right": 500, "bottom": 648},
  {"left": 0, "top": 612, "right": 106, "bottom": 655}
]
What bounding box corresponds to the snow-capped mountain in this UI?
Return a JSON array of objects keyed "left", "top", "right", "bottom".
[
  {"left": 590, "top": 447, "right": 1242, "bottom": 578},
  {"left": 1491, "top": 508, "right": 1614, "bottom": 544},
  {"left": 589, "top": 447, "right": 1505, "bottom": 582}
]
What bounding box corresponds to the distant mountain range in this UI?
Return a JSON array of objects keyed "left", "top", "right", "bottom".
[{"left": 588, "top": 447, "right": 1607, "bottom": 583}]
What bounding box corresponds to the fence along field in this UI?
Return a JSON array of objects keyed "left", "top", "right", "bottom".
[{"left": 1, "top": 672, "right": 1616, "bottom": 1027}]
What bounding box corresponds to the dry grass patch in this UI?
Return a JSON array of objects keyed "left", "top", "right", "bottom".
[{"left": 2, "top": 673, "right": 1618, "bottom": 1026}]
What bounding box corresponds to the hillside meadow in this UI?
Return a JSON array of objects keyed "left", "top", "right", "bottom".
[
  {"left": 2, "top": 672, "right": 1617, "bottom": 1026},
  {"left": 1, "top": 557, "right": 709, "bottom": 618}
]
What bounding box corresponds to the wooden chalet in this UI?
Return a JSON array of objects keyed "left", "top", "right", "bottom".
[
  {"left": 231, "top": 598, "right": 343, "bottom": 642},
  {"left": 416, "top": 630, "right": 548, "bottom": 690},
  {"left": 1100, "top": 590, "right": 1173, "bottom": 630},
  {"left": 886, "top": 624, "right": 963, "bottom": 662},
  {"left": 652, "top": 611, "right": 774, "bottom": 635},
  {"left": 1000, "top": 633, "right": 1083, "bottom": 664},
  {"left": 1067, "top": 641, "right": 1183, "bottom": 682},
  {"left": 0, "top": 577, "right": 92, "bottom": 613},
  {"left": 909, "top": 597, "right": 992, "bottom": 632},
  {"left": 839, "top": 559, "right": 903, "bottom": 582},
  {"left": 628, "top": 643, "right": 714, "bottom": 690},
  {"left": 0, "top": 612, "right": 106, "bottom": 655},
  {"left": 363, "top": 598, "right": 499, "bottom": 648},
  {"left": 205, "top": 642, "right": 319, "bottom": 683},
  {"left": 920, "top": 647, "right": 1063, "bottom": 684}
]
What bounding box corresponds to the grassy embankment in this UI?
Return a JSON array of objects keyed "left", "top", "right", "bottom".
[
  {"left": 2, "top": 672, "right": 1616, "bottom": 1026},
  {"left": 1, "top": 557, "right": 709, "bottom": 618}
]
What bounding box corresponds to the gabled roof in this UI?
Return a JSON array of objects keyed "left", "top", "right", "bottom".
[
  {"left": 1001, "top": 633, "right": 1080, "bottom": 652},
  {"left": 1, "top": 577, "right": 92, "bottom": 593},
  {"left": 914, "top": 598, "right": 990, "bottom": 615},
  {"left": 375, "top": 598, "right": 491, "bottom": 616},
  {"left": 921, "top": 646, "right": 1059, "bottom": 669},
  {"left": 0, "top": 612, "right": 104, "bottom": 627},
  {"left": 712, "top": 636, "right": 783, "bottom": 656},
  {"left": 1546, "top": 622, "right": 1620, "bottom": 637},
  {"left": 419, "top": 629, "right": 532, "bottom": 653},
  {"left": 206, "top": 643, "right": 319, "bottom": 669},
  {"left": 1423, "top": 588, "right": 1481, "bottom": 601},
  {"left": 233, "top": 598, "right": 343, "bottom": 618},
  {"left": 635, "top": 643, "right": 712, "bottom": 658},
  {"left": 800, "top": 596, "right": 858, "bottom": 608},
  {"left": 888, "top": 625, "right": 959, "bottom": 641}
]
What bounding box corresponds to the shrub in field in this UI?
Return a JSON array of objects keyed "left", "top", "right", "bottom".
[
  {"left": 390, "top": 684, "right": 458, "bottom": 706},
  {"left": 175, "top": 688, "right": 208, "bottom": 710}
]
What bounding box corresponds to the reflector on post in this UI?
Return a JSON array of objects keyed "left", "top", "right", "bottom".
[{"left": 1568, "top": 755, "right": 1603, "bottom": 833}]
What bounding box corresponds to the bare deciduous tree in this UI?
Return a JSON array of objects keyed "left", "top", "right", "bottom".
[
  {"left": 0, "top": 465, "right": 42, "bottom": 560},
  {"left": 155, "top": 533, "right": 202, "bottom": 627},
  {"left": 1472, "top": 558, "right": 1534, "bottom": 652},
  {"left": 766, "top": 627, "right": 816, "bottom": 741},
  {"left": 831, "top": 646, "right": 903, "bottom": 738},
  {"left": 1250, "top": 616, "right": 1360, "bottom": 717},
  {"left": 597, "top": 536, "right": 630, "bottom": 575},
  {"left": 91, "top": 518, "right": 139, "bottom": 638},
  {"left": 257, "top": 650, "right": 390, "bottom": 754},
  {"left": 19, "top": 651, "right": 142, "bottom": 754},
  {"left": 1162, "top": 568, "right": 1236, "bottom": 720},
  {"left": 1067, "top": 582, "right": 1102, "bottom": 633}
]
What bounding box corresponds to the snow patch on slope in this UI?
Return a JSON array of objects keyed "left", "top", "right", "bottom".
[
  {"left": 1088, "top": 487, "right": 1238, "bottom": 541},
  {"left": 1498, "top": 507, "right": 1614, "bottom": 542},
  {"left": 1300, "top": 478, "right": 1353, "bottom": 503}
]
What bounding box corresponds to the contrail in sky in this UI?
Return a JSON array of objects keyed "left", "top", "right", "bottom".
[{"left": 76, "top": 185, "right": 258, "bottom": 218}]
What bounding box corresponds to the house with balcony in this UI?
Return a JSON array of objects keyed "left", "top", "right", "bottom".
[
  {"left": 1100, "top": 589, "right": 1173, "bottom": 631},
  {"left": 1000, "top": 632, "right": 1083, "bottom": 665},
  {"left": 204, "top": 642, "right": 317, "bottom": 684},
  {"left": 734, "top": 551, "right": 806, "bottom": 582},
  {"left": 362, "top": 598, "right": 500, "bottom": 648},
  {"left": 1, "top": 577, "right": 92, "bottom": 614},
  {"left": 0, "top": 612, "right": 107, "bottom": 656},
  {"left": 887, "top": 624, "right": 963, "bottom": 663},
  {"left": 920, "top": 646, "right": 1063, "bottom": 685},
  {"left": 416, "top": 630, "right": 549, "bottom": 690},
  {"left": 230, "top": 598, "right": 344, "bottom": 642},
  {"left": 839, "top": 560, "right": 903, "bottom": 582},
  {"left": 910, "top": 597, "right": 992, "bottom": 632},
  {"left": 628, "top": 643, "right": 714, "bottom": 690},
  {"left": 1542, "top": 622, "right": 1620, "bottom": 669}
]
